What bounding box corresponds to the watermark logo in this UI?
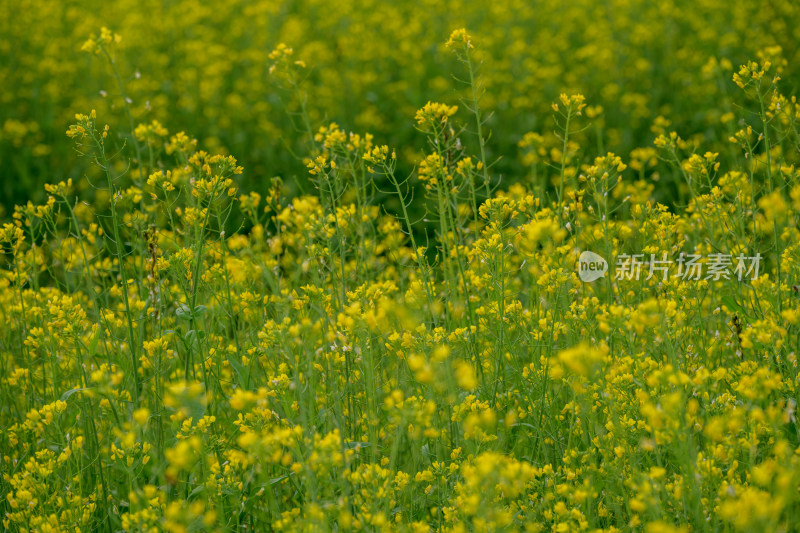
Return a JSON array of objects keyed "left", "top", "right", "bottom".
[
  {"left": 578, "top": 251, "right": 608, "bottom": 282},
  {"left": 577, "top": 251, "right": 762, "bottom": 282}
]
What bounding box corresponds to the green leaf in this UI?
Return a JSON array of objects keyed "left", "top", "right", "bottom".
[
  {"left": 87, "top": 327, "right": 102, "bottom": 355},
  {"left": 177, "top": 304, "right": 207, "bottom": 321},
  {"left": 187, "top": 484, "right": 205, "bottom": 500},
  {"left": 185, "top": 329, "right": 206, "bottom": 350},
  {"left": 421, "top": 443, "right": 430, "bottom": 461},
  {"left": 176, "top": 304, "right": 192, "bottom": 320},
  {"left": 721, "top": 295, "right": 744, "bottom": 314},
  {"left": 226, "top": 353, "right": 250, "bottom": 386},
  {"left": 60, "top": 388, "right": 89, "bottom": 402}
]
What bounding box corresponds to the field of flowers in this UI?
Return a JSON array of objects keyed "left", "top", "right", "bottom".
[{"left": 3, "top": 1, "right": 800, "bottom": 532}]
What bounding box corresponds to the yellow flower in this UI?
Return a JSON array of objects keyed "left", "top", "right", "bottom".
[
  {"left": 445, "top": 28, "right": 473, "bottom": 51},
  {"left": 414, "top": 102, "right": 458, "bottom": 129},
  {"left": 453, "top": 359, "right": 478, "bottom": 390}
]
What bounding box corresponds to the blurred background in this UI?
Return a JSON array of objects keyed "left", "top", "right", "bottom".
[{"left": 1, "top": 0, "right": 799, "bottom": 216}]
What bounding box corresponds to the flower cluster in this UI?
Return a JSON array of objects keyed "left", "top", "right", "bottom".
[{"left": 2, "top": 16, "right": 800, "bottom": 533}]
